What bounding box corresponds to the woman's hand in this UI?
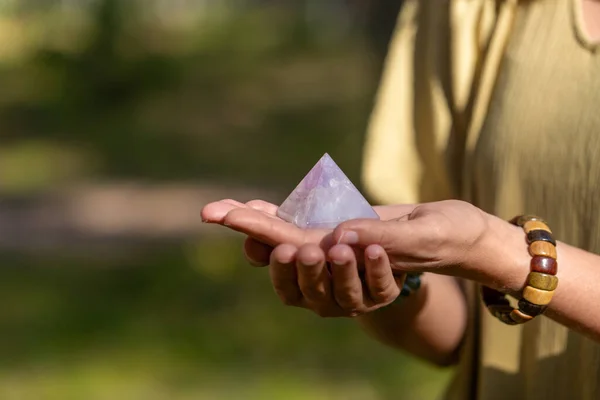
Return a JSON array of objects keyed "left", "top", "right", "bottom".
[
  {"left": 332, "top": 199, "right": 496, "bottom": 283},
  {"left": 267, "top": 242, "right": 403, "bottom": 317},
  {"left": 202, "top": 198, "right": 500, "bottom": 286},
  {"left": 201, "top": 199, "right": 410, "bottom": 317},
  {"left": 201, "top": 199, "right": 417, "bottom": 267}
]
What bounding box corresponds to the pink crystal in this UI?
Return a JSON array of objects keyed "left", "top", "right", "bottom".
[{"left": 277, "top": 153, "right": 379, "bottom": 229}]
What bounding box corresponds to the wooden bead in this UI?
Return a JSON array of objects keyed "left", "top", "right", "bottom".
[
  {"left": 523, "top": 286, "right": 554, "bottom": 305},
  {"left": 516, "top": 215, "right": 547, "bottom": 227},
  {"left": 527, "top": 272, "right": 559, "bottom": 291},
  {"left": 529, "top": 241, "right": 557, "bottom": 259},
  {"left": 518, "top": 298, "right": 547, "bottom": 317},
  {"left": 482, "top": 285, "right": 509, "bottom": 304},
  {"left": 488, "top": 304, "right": 514, "bottom": 318},
  {"left": 530, "top": 256, "right": 558, "bottom": 275},
  {"left": 498, "top": 312, "right": 519, "bottom": 325},
  {"left": 486, "top": 215, "right": 558, "bottom": 326},
  {"left": 523, "top": 220, "right": 552, "bottom": 234},
  {"left": 510, "top": 309, "right": 534, "bottom": 324},
  {"left": 527, "top": 229, "right": 556, "bottom": 246}
]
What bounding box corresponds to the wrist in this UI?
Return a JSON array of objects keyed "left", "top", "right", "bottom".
[{"left": 465, "top": 212, "right": 530, "bottom": 296}]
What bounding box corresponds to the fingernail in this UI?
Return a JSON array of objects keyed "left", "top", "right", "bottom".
[
  {"left": 301, "top": 259, "right": 319, "bottom": 266},
  {"left": 366, "top": 247, "right": 380, "bottom": 260},
  {"left": 338, "top": 230, "right": 359, "bottom": 245},
  {"left": 248, "top": 260, "right": 266, "bottom": 267},
  {"left": 332, "top": 259, "right": 346, "bottom": 266}
]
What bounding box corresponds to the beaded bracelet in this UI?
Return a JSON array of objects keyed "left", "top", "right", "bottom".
[
  {"left": 482, "top": 215, "right": 559, "bottom": 325},
  {"left": 400, "top": 272, "right": 423, "bottom": 297},
  {"left": 386, "top": 272, "right": 422, "bottom": 307}
]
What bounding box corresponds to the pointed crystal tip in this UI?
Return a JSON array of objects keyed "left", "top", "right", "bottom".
[{"left": 277, "top": 153, "right": 379, "bottom": 229}]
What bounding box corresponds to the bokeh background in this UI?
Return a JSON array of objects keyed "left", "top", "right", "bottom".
[{"left": 0, "top": 1, "right": 451, "bottom": 399}]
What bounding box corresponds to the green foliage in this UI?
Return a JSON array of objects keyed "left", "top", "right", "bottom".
[
  {"left": 0, "top": 2, "right": 451, "bottom": 398},
  {"left": 0, "top": 2, "right": 373, "bottom": 190},
  {"left": 0, "top": 241, "right": 450, "bottom": 399}
]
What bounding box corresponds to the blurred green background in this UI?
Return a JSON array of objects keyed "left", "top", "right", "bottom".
[{"left": 0, "top": 1, "right": 451, "bottom": 399}]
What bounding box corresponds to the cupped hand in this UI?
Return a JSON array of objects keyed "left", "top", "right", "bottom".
[
  {"left": 201, "top": 198, "right": 417, "bottom": 266},
  {"left": 267, "top": 242, "right": 403, "bottom": 317},
  {"left": 201, "top": 199, "right": 412, "bottom": 317},
  {"left": 201, "top": 198, "right": 490, "bottom": 279}
]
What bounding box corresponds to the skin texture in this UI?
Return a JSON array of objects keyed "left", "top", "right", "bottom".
[
  {"left": 201, "top": 199, "right": 473, "bottom": 365},
  {"left": 202, "top": 198, "right": 600, "bottom": 366},
  {"left": 582, "top": 0, "right": 600, "bottom": 41}
]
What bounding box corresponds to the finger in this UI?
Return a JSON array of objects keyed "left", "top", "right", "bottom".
[
  {"left": 223, "top": 199, "right": 247, "bottom": 207},
  {"left": 372, "top": 204, "right": 417, "bottom": 221},
  {"left": 223, "top": 208, "right": 330, "bottom": 248},
  {"left": 332, "top": 218, "right": 417, "bottom": 252},
  {"left": 245, "top": 200, "right": 279, "bottom": 216},
  {"left": 296, "top": 244, "right": 332, "bottom": 305},
  {"left": 244, "top": 237, "right": 273, "bottom": 267},
  {"left": 201, "top": 199, "right": 244, "bottom": 223},
  {"left": 394, "top": 273, "right": 407, "bottom": 289},
  {"left": 363, "top": 244, "right": 400, "bottom": 304},
  {"left": 269, "top": 244, "right": 303, "bottom": 306},
  {"left": 328, "top": 244, "right": 364, "bottom": 313},
  {"left": 224, "top": 208, "right": 305, "bottom": 246}
]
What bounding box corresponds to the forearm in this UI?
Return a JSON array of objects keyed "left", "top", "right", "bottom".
[
  {"left": 356, "top": 273, "right": 468, "bottom": 366},
  {"left": 475, "top": 214, "right": 600, "bottom": 342}
]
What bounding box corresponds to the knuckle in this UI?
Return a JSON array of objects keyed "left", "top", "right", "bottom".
[
  {"left": 222, "top": 208, "right": 242, "bottom": 225},
  {"left": 297, "top": 243, "right": 323, "bottom": 259},
  {"left": 430, "top": 223, "right": 445, "bottom": 244},
  {"left": 270, "top": 245, "right": 296, "bottom": 265},
  {"left": 368, "top": 270, "right": 400, "bottom": 298},
  {"left": 335, "top": 289, "right": 363, "bottom": 310},
  {"left": 245, "top": 199, "right": 272, "bottom": 212},
  {"left": 304, "top": 286, "right": 328, "bottom": 300},
  {"left": 370, "top": 284, "right": 397, "bottom": 303},
  {"left": 367, "top": 268, "right": 389, "bottom": 283},
  {"left": 376, "top": 223, "right": 396, "bottom": 249},
  {"left": 365, "top": 269, "right": 396, "bottom": 301},
  {"left": 418, "top": 220, "right": 448, "bottom": 253}
]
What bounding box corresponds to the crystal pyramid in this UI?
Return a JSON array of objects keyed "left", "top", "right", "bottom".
[{"left": 277, "top": 153, "right": 379, "bottom": 229}]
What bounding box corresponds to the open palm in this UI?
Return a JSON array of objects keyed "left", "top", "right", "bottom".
[
  {"left": 201, "top": 199, "right": 414, "bottom": 317},
  {"left": 201, "top": 199, "right": 416, "bottom": 265}
]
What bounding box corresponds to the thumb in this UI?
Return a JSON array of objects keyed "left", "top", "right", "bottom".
[{"left": 333, "top": 218, "right": 414, "bottom": 251}]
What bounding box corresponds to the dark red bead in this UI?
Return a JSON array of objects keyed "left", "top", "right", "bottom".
[{"left": 530, "top": 256, "right": 557, "bottom": 275}]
